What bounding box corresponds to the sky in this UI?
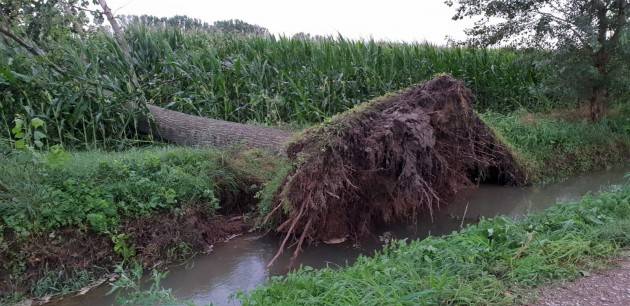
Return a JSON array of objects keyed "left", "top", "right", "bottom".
[{"left": 104, "top": 0, "right": 472, "bottom": 44}]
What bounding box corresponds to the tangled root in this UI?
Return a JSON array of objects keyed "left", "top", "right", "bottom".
[{"left": 266, "top": 75, "right": 525, "bottom": 266}]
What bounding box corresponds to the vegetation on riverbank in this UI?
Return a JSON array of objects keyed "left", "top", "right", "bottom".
[
  {"left": 241, "top": 185, "right": 630, "bottom": 305},
  {"left": 0, "top": 146, "right": 284, "bottom": 302},
  {"left": 481, "top": 105, "right": 630, "bottom": 183}
]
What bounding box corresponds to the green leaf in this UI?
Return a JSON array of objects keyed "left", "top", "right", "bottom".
[
  {"left": 15, "top": 139, "right": 27, "bottom": 150},
  {"left": 487, "top": 228, "right": 495, "bottom": 238},
  {"left": 11, "top": 118, "right": 23, "bottom": 135},
  {"left": 34, "top": 131, "right": 47, "bottom": 141},
  {"left": 31, "top": 118, "right": 45, "bottom": 129},
  {"left": 0, "top": 66, "right": 16, "bottom": 84}
]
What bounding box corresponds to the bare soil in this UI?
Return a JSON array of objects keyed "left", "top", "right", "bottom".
[
  {"left": 534, "top": 258, "right": 630, "bottom": 306},
  {"left": 125, "top": 206, "right": 248, "bottom": 267},
  {"left": 0, "top": 206, "right": 248, "bottom": 299}
]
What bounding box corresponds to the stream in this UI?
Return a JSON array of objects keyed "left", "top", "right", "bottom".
[{"left": 49, "top": 166, "right": 629, "bottom": 306}]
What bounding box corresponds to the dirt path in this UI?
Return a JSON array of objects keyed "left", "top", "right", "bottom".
[{"left": 534, "top": 258, "right": 630, "bottom": 306}]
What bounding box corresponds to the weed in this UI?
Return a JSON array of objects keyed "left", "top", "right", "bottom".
[
  {"left": 31, "top": 269, "right": 96, "bottom": 298},
  {"left": 112, "top": 234, "right": 136, "bottom": 262},
  {"left": 110, "top": 264, "right": 195, "bottom": 306}
]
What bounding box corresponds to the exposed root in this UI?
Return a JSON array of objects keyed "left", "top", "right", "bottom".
[{"left": 265, "top": 75, "right": 525, "bottom": 265}]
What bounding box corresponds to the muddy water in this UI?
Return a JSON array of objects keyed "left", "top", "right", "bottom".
[{"left": 50, "top": 166, "right": 629, "bottom": 306}]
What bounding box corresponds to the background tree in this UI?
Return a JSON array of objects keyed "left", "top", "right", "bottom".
[
  {"left": 212, "top": 19, "right": 270, "bottom": 36},
  {"left": 1, "top": 0, "right": 102, "bottom": 43},
  {"left": 448, "top": 0, "right": 629, "bottom": 121}
]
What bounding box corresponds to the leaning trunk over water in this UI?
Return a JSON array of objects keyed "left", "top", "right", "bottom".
[{"left": 140, "top": 76, "right": 525, "bottom": 266}]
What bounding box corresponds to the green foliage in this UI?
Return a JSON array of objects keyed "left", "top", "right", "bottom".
[
  {"left": 11, "top": 115, "right": 47, "bottom": 149},
  {"left": 122, "top": 23, "right": 548, "bottom": 122},
  {"left": 241, "top": 187, "right": 630, "bottom": 305},
  {"left": 255, "top": 162, "right": 293, "bottom": 222},
  {"left": 120, "top": 15, "right": 270, "bottom": 36},
  {"left": 0, "top": 30, "right": 147, "bottom": 149},
  {"left": 449, "top": 0, "right": 630, "bottom": 114},
  {"left": 112, "top": 233, "right": 136, "bottom": 261},
  {"left": 212, "top": 19, "right": 270, "bottom": 36},
  {"left": 482, "top": 109, "right": 630, "bottom": 182},
  {"left": 1, "top": 0, "right": 103, "bottom": 44},
  {"left": 0, "top": 147, "right": 243, "bottom": 236},
  {"left": 1, "top": 20, "right": 552, "bottom": 149}
]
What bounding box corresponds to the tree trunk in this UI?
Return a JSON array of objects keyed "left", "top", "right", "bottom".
[
  {"left": 589, "top": 1, "right": 611, "bottom": 122},
  {"left": 589, "top": 86, "right": 608, "bottom": 122},
  {"left": 141, "top": 105, "right": 293, "bottom": 154},
  {"left": 97, "top": 0, "right": 141, "bottom": 90}
]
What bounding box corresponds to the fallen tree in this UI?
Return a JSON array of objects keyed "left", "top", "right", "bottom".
[
  {"left": 140, "top": 104, "right": 292, "bottom": 154},
  {"left": 0, "top": 14, "right": 525, "bottom": 266},
  {"left": 140, "top": 75, "right": 525, "bottom": 266}
]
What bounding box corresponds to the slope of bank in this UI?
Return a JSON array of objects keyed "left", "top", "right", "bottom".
[
  {"left": 0, "top": 146, "right": 285, "bottom": 303},
  {"left": 481, "top": 106, "right": 629, "bottom": 183},
  {"left": 241, "top": 185, "right": 630, "bottom": 305}
]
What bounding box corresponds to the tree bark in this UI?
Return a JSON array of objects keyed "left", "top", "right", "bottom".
[
  {"left": 141, "top": 105, "right": 293, "bottom": 154},
  {"left": 589, "top": 1, "right": 612, "bottom": 122},
  {"left": 589, "top": 86, "right": 608, "bottom": 122}
]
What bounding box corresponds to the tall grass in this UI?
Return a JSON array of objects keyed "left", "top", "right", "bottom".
[
  {"left": 482, "top": 108, "right": 630, "bottom": 182},
  {"left": 0, "top": 34, "right": 146, "bottom": 149},
  {"left": 1, "top": 22, "right": 552, "bottom": 149},
  {"left": 124, "top": 24, "right": 549, "bottom": 124}
]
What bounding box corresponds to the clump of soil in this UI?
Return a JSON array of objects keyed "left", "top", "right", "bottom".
[
  {"left": 125, "top": 206, "right": 248, "bottom": 267},
  {"left": 0, "top": 229, "right": 114, "bottom": 298},
  {"left": 0, "top": 206, "right": 248, "bottom": 299},
  {"left": 265, "top": 75, "right": 525, "bottom": 264}
]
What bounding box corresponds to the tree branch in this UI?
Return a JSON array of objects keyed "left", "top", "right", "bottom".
[
  {"left": 609, "top": 0, "right": 628, "bottom": 45},
  {"left": 0, "top": 25, "right": 67, "bottom": 75},
  {"left": 0, "top": 25, "right": 45, "bottom": 57},
  {"left": 0, "top": 24, "right": 124, "bottom": 93},
  {"left": 534, "top": 9, "right": 591, "bottom": 49},
  {"left": 97, "top": 0, "right": 141, "bottom": 90}
]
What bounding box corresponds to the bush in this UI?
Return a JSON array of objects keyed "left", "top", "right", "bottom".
[{"left": 0, "top": 147, "right": 271, "bottom": 236}]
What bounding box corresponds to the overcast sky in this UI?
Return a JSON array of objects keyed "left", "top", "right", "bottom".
[{"left": 105, "top": 0, "right": 472, "bottom": 44}]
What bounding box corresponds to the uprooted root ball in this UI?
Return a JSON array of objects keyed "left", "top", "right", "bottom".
[{"left": 265, "top": 75, "right": 525, "bottom": 265}]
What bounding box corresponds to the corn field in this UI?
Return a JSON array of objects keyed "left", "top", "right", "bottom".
[{"left": 1, "top": 23, "right": 553, "bottom": 149}]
